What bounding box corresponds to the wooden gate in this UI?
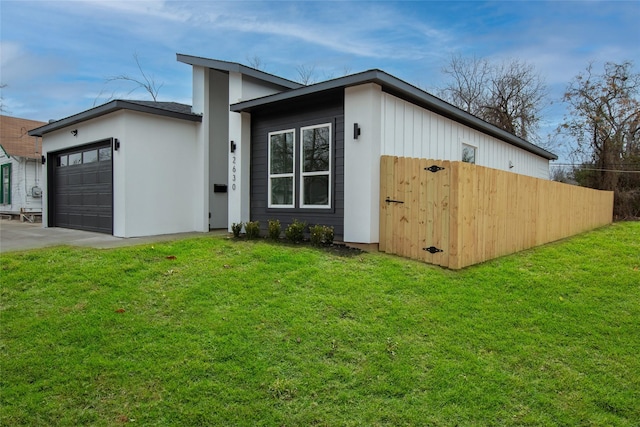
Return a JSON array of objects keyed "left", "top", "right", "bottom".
[
  {"left": 379, "top": 155, "right": 614, "bottom": 269},
  {"left": 379, "top": 156, "right": 453, "bottom": 268}
]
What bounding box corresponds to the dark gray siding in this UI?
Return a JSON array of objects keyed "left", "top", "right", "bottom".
[{"left": 250, "top": 89, "right": 344, "bottom": 238}]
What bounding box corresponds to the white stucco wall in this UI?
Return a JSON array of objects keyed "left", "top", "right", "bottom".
[
  {"left": 191, "top": 66, "right": 210, "bottom": 232},
  {"left": 343, "top": 83, "right": 383, "bottom": 244},
  {"left": 41, "top": 110, "right": 200, "bottom": 237},
  {"left": 40, "top": 113, "right": 125, "bottom": 230},
  {"left": 118, "top": 111, "right": 199, "bottom": 237},
  {"left": 0, "top": 151, "right": 42, "bottom": 214}
]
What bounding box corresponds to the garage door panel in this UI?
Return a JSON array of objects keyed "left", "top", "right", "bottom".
[
  {"left": 98, "top": 193, "right": 112, "bottom": 205},
  {"left": 68, "top": 171, "right": 84, "bottom": 185},
  {"left": 83, "top": 193, "right": 98, "bottom": 205},
  {"left": 83, "top": 172, "right": 98, "bottom": 185},
  {"left": 53, "top": 141, "right": 113, "bottom": 234},
  {"left": 98, "top": 170, "right": 111, "bottom": 184},
  {"left": 68, "top": 193, "right": 83, "bottom": 206}
]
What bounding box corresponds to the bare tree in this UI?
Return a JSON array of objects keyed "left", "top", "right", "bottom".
[
  {"left": 483, "top": 60, "right": 547, "bottom": 140},
  {"left": 246, "top": 55, "right": 266, "bottom": 71},
  {"left": 105, "top": 53, "right": 163, "bottom": 101},
  {"left": 295, "top": 64, "right": 317, "bottom": 85},
  {"left": 0, "top": 83, "right": 7, "bottom": 113},
  {"left": 560, "top": 61, "right": 640, "bottom": 193},
  {"left": 439, "top": 55, "right": 547, "bottom": 141},
  {"left": 439, "top": 54, "right": 491, "bottom": 116}
]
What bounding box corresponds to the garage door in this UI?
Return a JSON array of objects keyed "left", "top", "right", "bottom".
[{"left": 52, "top": 141, "right": 113, "bottom": 234}]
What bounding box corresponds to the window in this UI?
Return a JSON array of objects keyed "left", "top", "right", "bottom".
[
  {"left": 462, "top": 143, "right": 477, "bottom": 164},
  {"left": 268, "top": 129, "right": 295, "bottom": 208},
  {"left": 98, "top": 147, "right": 112, "bottom": 161},
  {"left": 301, "top": 123, "right": 331, "bottom": 208},
  {"left": 83, "top": 149, "right": 98, "bottom": 163},
  {"left": 58, "top": 155, "right": 68, "bottom": 167},
  {"left": 1, "top": 164, "right": 11, "bottom": 205},
  {"left": 68, "top": 152, "right": 82, "bottom": 165}
]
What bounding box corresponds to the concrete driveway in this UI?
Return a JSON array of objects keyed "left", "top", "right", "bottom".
[{"left": 0, "top": 219, "right": 223, "bottom": 253}]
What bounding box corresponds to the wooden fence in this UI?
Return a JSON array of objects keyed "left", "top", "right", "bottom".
[{"left": 379, "top": 156, "right": 614, "bottom": 269}]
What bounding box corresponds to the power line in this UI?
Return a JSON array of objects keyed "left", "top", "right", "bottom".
[
  {"left": 551, "top": 163, "right": 640, "bottom": 167},
  {"left": 568, "top": 168, "right": 640, "bottom": 174},
  {"left": 550, "top": 163, "right": 640, "bottom": 173}
]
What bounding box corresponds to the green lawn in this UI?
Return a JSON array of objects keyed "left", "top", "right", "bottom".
[{"left": 1, "top": 222, "right": 639, "bottom": 426}]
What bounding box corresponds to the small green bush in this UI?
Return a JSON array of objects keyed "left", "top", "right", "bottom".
[
  {"left": 323, "top": 225, "right": 334, "bottom": 245},
  {"left": 285, "top": 219, "right": 307, "bottom": 243},
  {"left": 310, "top": 224, "right": 334, "bottom": 246},
  {"left": 268, "top": 219, "right": 281, "bottom": 240},
  {"left": 231, "top": 222, "right": 243, "bottom": 238},
  {"left": 245, "top": 221, "right": 260, "bottom": 240}
]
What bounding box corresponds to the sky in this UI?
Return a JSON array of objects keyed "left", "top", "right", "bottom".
[{"left": 1, "top": 0, "right": 639, "bottom": 160}]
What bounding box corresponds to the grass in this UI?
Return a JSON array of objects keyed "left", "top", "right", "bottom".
[{"left": 1, "top": 222, "right": 639, "bottom": 426}]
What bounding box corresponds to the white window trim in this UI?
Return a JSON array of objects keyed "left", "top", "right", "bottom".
[
  {"left": 300, "top": 123, "right": 332, "bottom": 209},
  {"left": 268, "top": 129, "right": 296, "bottom": 208},
  {"left": 461, "top": 142, "right": 477, "bottom": 164}
]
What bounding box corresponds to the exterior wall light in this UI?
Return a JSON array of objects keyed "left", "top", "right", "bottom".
[
  {"left": 114, "top": 138, "right": 121, "bottom": 151},
  {"left": 353, "top": 123, "right": 361, "bottom": 140},
  {"left": 230, "top": 140, "right": 236, "bottom": 153},
  {"left": 71, "top": 129, "right": 78, "bottom": 137}
]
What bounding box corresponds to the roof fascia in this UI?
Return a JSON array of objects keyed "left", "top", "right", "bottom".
[
  {"left": 231, "top": 70, "right": 557, "bottom": 161},
  {"left": 176, "top": 53, "right": 303, "bottom": 90},
  {"left": 0, "top": 144, "right": 11, "bottom": 159},
  {"left": 29, "top": 100, "right": 202, "bottom": 137},
  {"left": 230, "top": 70, "right": 382, "bottom": 112}
]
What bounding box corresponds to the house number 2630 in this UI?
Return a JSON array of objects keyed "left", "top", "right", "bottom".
[{"left": 232, "top": 156, "right": 237, "bottom": 191}]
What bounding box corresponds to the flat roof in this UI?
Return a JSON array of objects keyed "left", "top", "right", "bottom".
[
  {"left": 29, "top": 100, "right": 202, "bottom": 137},
  {"left": 176, "top": 54, "right": 304, "bottom": 91},
  {"left": 231, "top": 69, "right": 557, "bottom": 161}
]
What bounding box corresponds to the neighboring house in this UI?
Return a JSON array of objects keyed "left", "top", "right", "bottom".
[
  {"left": 1, "top": 115, "right": 47, "bottom": 217},
  {"left": 30, "top": 54, "right": 557, "bottom": 242}
]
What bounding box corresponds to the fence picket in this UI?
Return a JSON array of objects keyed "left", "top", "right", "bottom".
[{"left": 379, "top": 156, "right": 613, "bottom": 269}]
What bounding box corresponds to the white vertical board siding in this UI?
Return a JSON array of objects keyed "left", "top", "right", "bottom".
[{"left": 380, "top": 93, "right": 550, "bottom": 179}]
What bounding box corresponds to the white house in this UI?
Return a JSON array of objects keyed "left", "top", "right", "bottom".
[
  {"left": 1, "top": 115, "right": 47, "bottom": 219},
  {"left": 30, "top": 54, "right": 556, "bottom": 242}
]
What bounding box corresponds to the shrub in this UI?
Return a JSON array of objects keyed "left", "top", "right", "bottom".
[
  {"left": 231, "top": 222, "right": 243, "bottom": 238},
  {"left": 614, "top": 188, "right": 640, "bottom": 219},
  {"left": 268, "top": 219, "right": 281, "bottom": 240},
  {"left": 323, "top": 226, "right": 334, "bottom": 245},
  {"left": 245, "top": 221, "right": 260, "bottom": 240},
  {"left": 285, "top": 219, "right": 307, "bottom": 243},
  {"left": 310, "top": 224, "right": 334, "bottom": 246}
]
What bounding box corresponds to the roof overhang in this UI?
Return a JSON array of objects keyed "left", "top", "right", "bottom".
[
  {"left": 177, "top": 53, "right": 304, "bottom": 91},
  {"left": 231, "top": 69, "right": 557, "bottom": 161},
  {"left": 29, "top": 100, "right": 202, "bottom": 137}
]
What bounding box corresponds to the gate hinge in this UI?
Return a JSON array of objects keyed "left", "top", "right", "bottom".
[
  {"left": 423, "top": 246, "right": 443, "bottom": 254},
  {"left": 385, "top": 197, "right": 404, "bottom": 204},
  {"left": 425, "top": 165, "right": 445, "bottom": 173}
]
